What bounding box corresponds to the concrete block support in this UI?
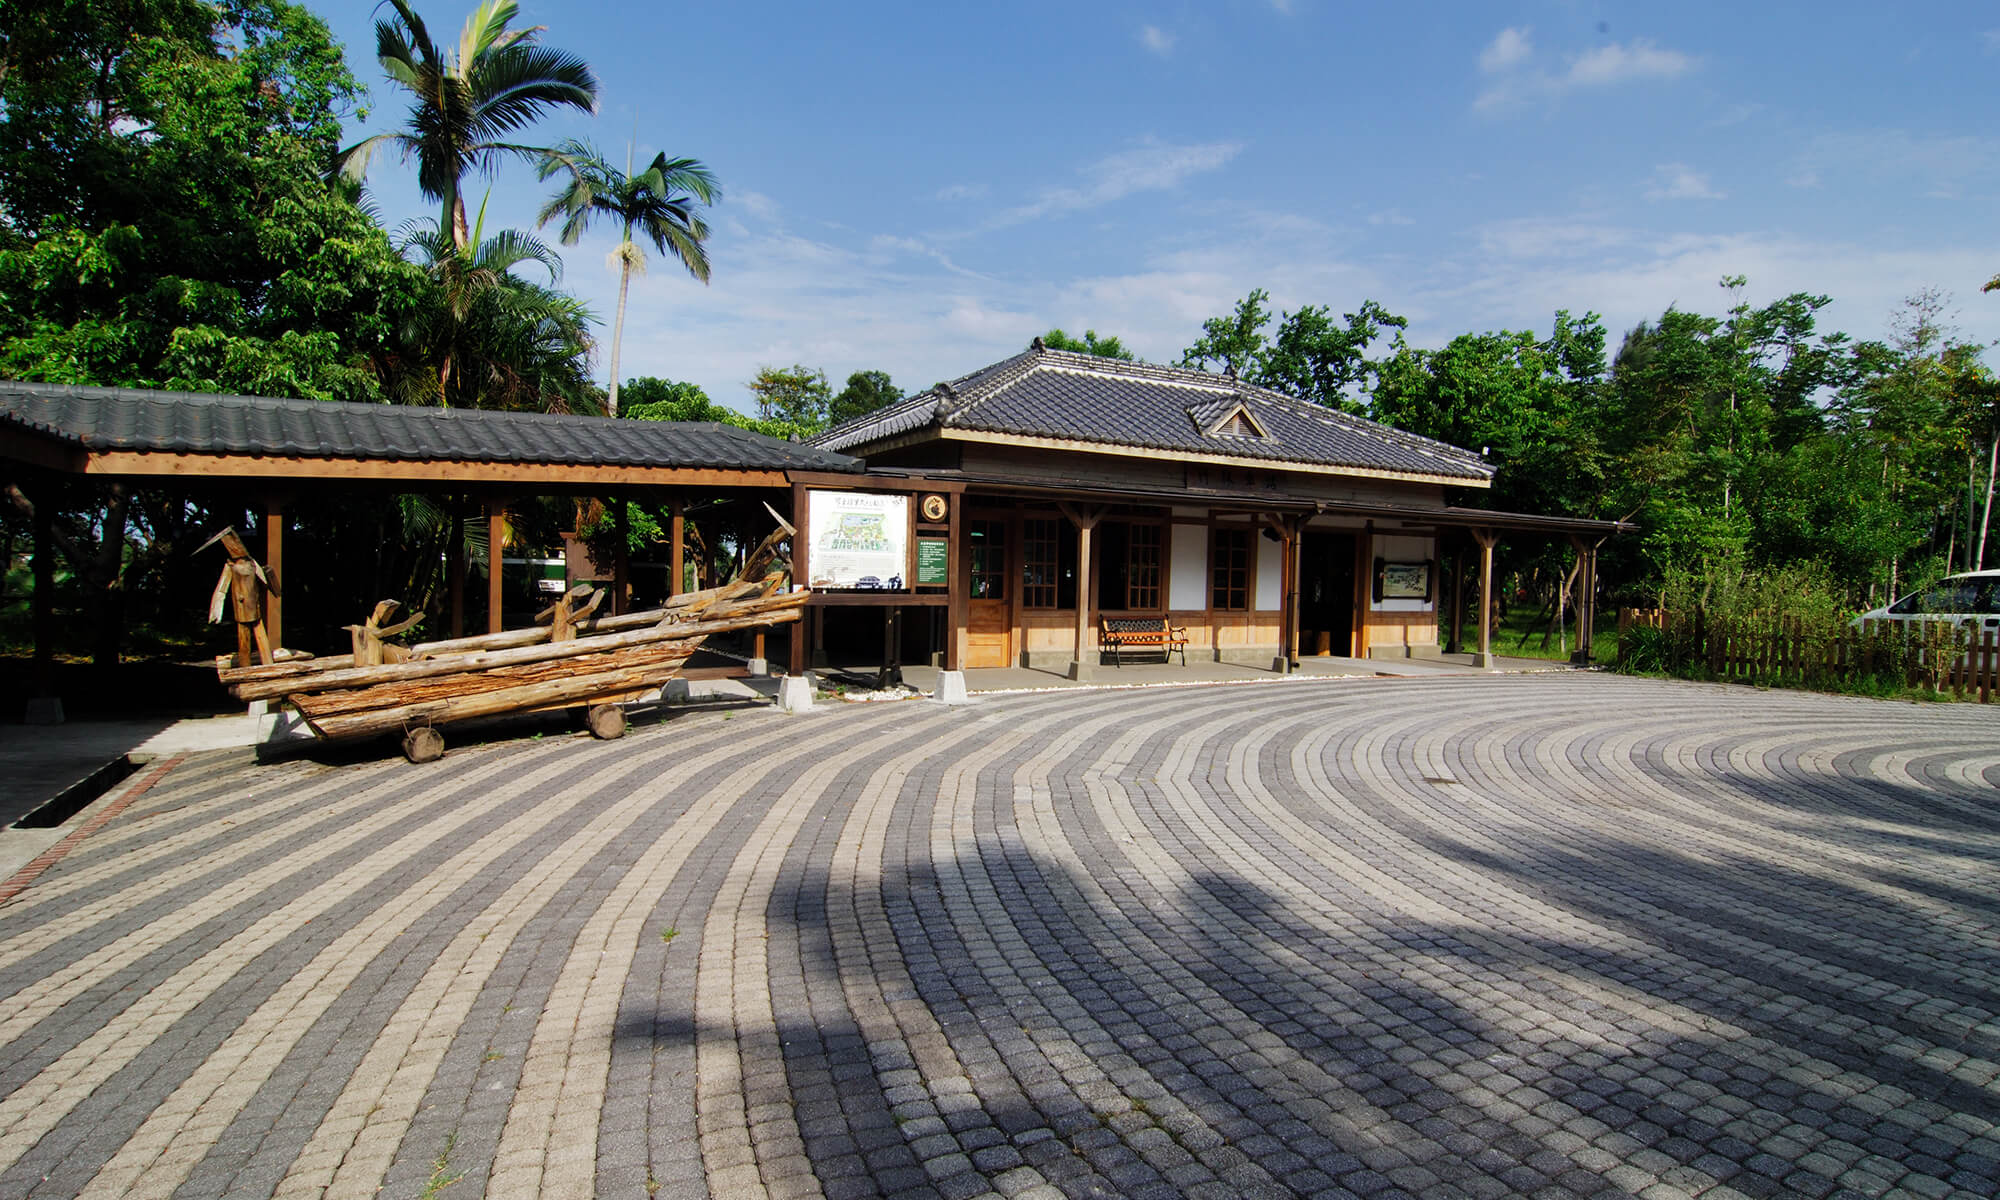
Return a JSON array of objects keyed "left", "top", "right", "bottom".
[
  {"left": 777, "top": 674, "right": 813, "bottom": 713},
  {"left": 933, "top": 670, "right": 968, "bottom": 704}
]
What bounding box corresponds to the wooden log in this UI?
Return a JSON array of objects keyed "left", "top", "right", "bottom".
[
  {"left": 586, "top": 704, "right": 627, "bottom": 739},
  {"left": 290, "top": 640, "right": 697, "bottom": 718},
  {"left": 228, "top": 594, "right": 805, "bottom": 702},
  {"left": 302, "top": 660, "right": 700, "bottom": 740}
]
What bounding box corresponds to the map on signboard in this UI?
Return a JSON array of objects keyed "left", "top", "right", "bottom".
[{"left": 808, "top": 491, "right": 909, "bottom": 589}]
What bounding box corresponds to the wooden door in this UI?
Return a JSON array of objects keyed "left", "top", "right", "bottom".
[{"left": 966, "top": 519, "right": 1011, "bottom": 668}]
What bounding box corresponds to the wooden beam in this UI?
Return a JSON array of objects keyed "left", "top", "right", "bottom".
[
  {"left": 486, "top": 498, "right": 506, "bottom": 635},
  {"left": 790, "top": 480, "right": 809, "bottom": 676},
  {"left": 612, "top": 498, "right": 630, "bottom": 616},
  {"left": 669, "top": 497, "right": 685, "bottom": 598},
  {"left": 263, "top": 497, "right": 285, "bottom": 651},
  {"left": 72, "top": 452, "right": 793, "bottom": 490},
  {"left": 947, "top": 490, "right": 966, "bottom": 671},
  {"left": 448, "top": 504, "right": 465, "bottom": 639},
  {"left": 1473, "top": 528, "right": 1498, "bottom": 667},
  {"left": 31, "top": 490, "right": 56, "bottom": 701}
]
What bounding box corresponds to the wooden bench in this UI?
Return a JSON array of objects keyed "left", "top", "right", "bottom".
[{"left": 1099, "top": 617, "right": 1189, "bottom": 667}]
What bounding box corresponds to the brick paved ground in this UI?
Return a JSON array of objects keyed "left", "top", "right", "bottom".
[{"left": 0, "top": 673, "right": 1996, "bottom": 1200}]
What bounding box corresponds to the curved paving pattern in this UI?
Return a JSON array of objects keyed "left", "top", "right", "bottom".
[{"left": 1, "top": 673, "right": 1997, "bottom": 1200}]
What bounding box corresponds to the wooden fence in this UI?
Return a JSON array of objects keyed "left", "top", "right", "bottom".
[{"left": 1617, "top": 609, "right": 1998, "bottom": 702}]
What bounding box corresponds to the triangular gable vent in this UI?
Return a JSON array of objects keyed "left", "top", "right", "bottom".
[{"left": 1190, "top": 399, "right": 1269, "bottom": 440}]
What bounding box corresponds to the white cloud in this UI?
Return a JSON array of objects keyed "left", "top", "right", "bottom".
[
  {"left": 933, "top": 182, "right": 988, "bottom": 202},
  {"left": 1565, "top": 40, "right": 1694, "bottom": 87},
  {"left": 1479, "top": 27, "right": 1533, "bottom": 73},
  {"left": 734, "top": 191, "right": 781, "bottom": 221},
  {"left": 1982, "top": 29, "right": 2000, "bottom": 54},
  {"left": 1367, "top": 209, "right": 1415, "bottom": 226},
  {"left": 984, "top": 138, "right": 1243, "bottom": 230},
  {"left": 1786, "top": 129, "right": 2000, "bottom": 200},
  {"left": 1139, "top": 25, "right": 1175, "bottom": 56},
  {"left": 1645, "top": 163, "right": 1724, "bottom": 201},
  {"left": 1475, "top": 32, "right": 1696, "bottom": 112}
]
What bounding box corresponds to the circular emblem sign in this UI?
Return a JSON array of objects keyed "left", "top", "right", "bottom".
[{"left": 920, "top": 493, "right": 948, "bottom": 522}]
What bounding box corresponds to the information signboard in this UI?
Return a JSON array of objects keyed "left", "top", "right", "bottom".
[
  {"left": 915, "top": 537, "right": 950, "bottom": 586},
  {"left": 808, "top": 491, "right": 909, "bottom": 589}
]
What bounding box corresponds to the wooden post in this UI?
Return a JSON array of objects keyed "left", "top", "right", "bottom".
[
  {"left": 1059, "top": 502, "right": 1102, "bottom": 680},
  {"left": 612, "top": 497, "right": 630, "bottom": 616},
  {"left": 1447, "top": 547, "right": 1465, "bottom": 655},
  {"left": 669, "top": 497, "right": 685, "bottom": 598},
  {"left": 448, "top": 503, "right": 465, "bottom": 639},
  {"left": 1286, "top": 521, "right": 1303, "bottom": 669},
  {"left": 946, "top": 490, "right": 966, "bottom": 671},
  {"left": 486, "top": 497, "right": 505, "bottom": 635},
  {"left": 262, "top": 497, "right": 286, "bottom": 652},
  {"left": 791, "top": 481, "right": 810, "bottom": 676},
  {"left": 30, "top": 490, "right": 59, "bottom": 716},
  {"left": 1473, "top": 528, "right": 1497, "bottom": 668},
  {"left": 1569, "top": 535, "right": 1599, "bottom": 665}
]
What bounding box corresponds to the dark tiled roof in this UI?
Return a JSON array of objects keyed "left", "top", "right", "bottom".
[
  {"left": 0, "top": 382, "right": 862, "bottom": 473},
  {"left": 813, "top": 346, "right": 1493, "bottom": 483}
]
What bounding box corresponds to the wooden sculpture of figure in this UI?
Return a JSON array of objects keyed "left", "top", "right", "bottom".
[{"left": 202, "top": 527, "right": 276, "bottom": 667}]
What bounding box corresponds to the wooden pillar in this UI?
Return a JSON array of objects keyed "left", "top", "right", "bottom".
[
  {"left": 262, "top": 497, "right": 285, "bottom": 652},
  {"left": 1352, "top": 523, "right": 1371, "bottom": 659},
  {"left": 1570, "top": 535, "right": 1599, "bottom": 664},
  {"left": 447, "top": 504, "right": 465, "bottom": 639},
  {"left": 31, "top": 490, "right": 57, "bottom": 707},
  {"left": 1473, "top": 528, "right": 1498, "bottom": 668},
  {"left": 1447, "top": 547, "right": 1465, "bottom": 655},
  {"left": 612, "top": 497, "right": 630, "bottom": 616},
  {"left": 486, "top": 497, "right": 506, "bottom": 635},
  {"left": 1287, "top": 522, "right": 1303, "bottom": 669},
  {"left": 669, "top": 497, "right": 685, "bottom": 598},
  {"left": 790, "top": 481, "right": 810, "bottom": 676},
  {"left": 946, "top": 490, "right": 966, "bottom": 671},
  {"left": 1059, "top": 502, "right": 1102, "bottom": 680}
]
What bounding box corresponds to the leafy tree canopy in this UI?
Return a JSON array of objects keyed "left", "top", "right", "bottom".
[
  {"left": 1041, "top": 328, "right": 1135, "bottom": 361},
  {"left": 828, "top": 369, "right": 903, "bottom": 425},
  {"left": 748, "top": 363, "right": 832, "bottom": 430},
  {"left": 0, "top": 0, "right": 425, "bottom": 400},
  {"left": 1180, "top": 290, "right": 1406, "bottom": 412},
  {"left": 622, "top": 375, "right": 816, "bottom": 441}
]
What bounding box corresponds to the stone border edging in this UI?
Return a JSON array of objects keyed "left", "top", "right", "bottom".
[{"left": 0, "top": 755, "right": 186, "bottom": 904}]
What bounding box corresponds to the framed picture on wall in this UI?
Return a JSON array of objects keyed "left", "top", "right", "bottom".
[{"left": 1374, "top": 559, "right": 1432, "bottom": 602}]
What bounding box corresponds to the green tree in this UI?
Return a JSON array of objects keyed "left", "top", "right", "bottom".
[
  {"left": 1181, "top": 289, "right": 1271, "bottom": 376},
  {"left": 537, "top": 138, "right": 718, "bottom": 415},
  {"left": 387, "top": 203, "right": 598, "bottom": 412},
  {"left": 623, "top": 375, "right": 817, "bottom": 441},
  {"left": 0, "top": 0, "right": 425, "bottom": 665},
  {"left": 340, "top": 0, "right": 598, "bottom": 250},
  {"left": 1261, "top": 300, "right": 1407, "bottom": 413},
  {"left": 748, "top": 364, "right": 831, "bottom": 430},
  {"left": 828, "top": 369, "right": 903, "bottom": 425},
  {"left": 1041, "top": 328, "right": 1135, "bottom": 361}
]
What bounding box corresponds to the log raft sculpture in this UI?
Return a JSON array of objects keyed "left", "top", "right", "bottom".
[{"left": 215, "top": 524, "right": 803, "bottom": 763}]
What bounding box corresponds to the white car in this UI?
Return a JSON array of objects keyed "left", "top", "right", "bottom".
[{"left": 1855, "top": 570, "right": 2000, "bottom": 637}]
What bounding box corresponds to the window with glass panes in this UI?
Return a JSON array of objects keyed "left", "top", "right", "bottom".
[
  {"left": 1211, "top": 527, "right": 1249, "bottom": 610},
  {"left": 969, "top": 520, "right": 1007, "bottom": 599},
  {"left": 1023, "top": 518, "right": 1081, "bottom": 609},
  {"left": 1099, "top": 521, "right": 1165, "bottom": 611}
]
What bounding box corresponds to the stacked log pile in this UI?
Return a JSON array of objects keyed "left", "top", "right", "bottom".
[{"left": 215, "top": 527, "right": 804, "bottom": 756}]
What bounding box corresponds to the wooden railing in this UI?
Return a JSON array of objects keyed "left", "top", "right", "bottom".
[{"left": 1617, "top": 609, "right": 1998, "bottom": 702}]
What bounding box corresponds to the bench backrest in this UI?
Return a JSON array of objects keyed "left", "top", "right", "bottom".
[{"left": 1102, "top": 617, "right": 1167, "bottom": 634}]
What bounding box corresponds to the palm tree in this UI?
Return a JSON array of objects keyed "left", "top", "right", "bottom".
[
  {"left": 387, "top": 197, "right": 599, "bottom": 412},
  {"left": 537, "top": 138, "right": 718, "bottom": 415},
  {"left": 340, "top": 0, "right": 597, "bottom": 250}
]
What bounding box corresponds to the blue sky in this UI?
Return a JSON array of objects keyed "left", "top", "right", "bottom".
[{"left": 319, "top": 1, "right": 2000, "bottom": 414}]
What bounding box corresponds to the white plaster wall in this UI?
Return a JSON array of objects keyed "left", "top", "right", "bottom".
[
  {"left": 1255, "top": 530, "right": 1284, "bottom": 611},
  {"left": 1371, "top": 533, "right": 1435, "bottom": 613},
  {"left": 1169, "top": 524, "right": 1208, "bottom": 610}
]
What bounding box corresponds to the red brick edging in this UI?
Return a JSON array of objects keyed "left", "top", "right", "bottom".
[{"left": 0, "top": 754, "right": 187, "bottom": 904}]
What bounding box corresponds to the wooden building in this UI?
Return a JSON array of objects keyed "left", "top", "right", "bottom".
[{"left": 809, "top": 341, "right": 1627, "bottom": 678}]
